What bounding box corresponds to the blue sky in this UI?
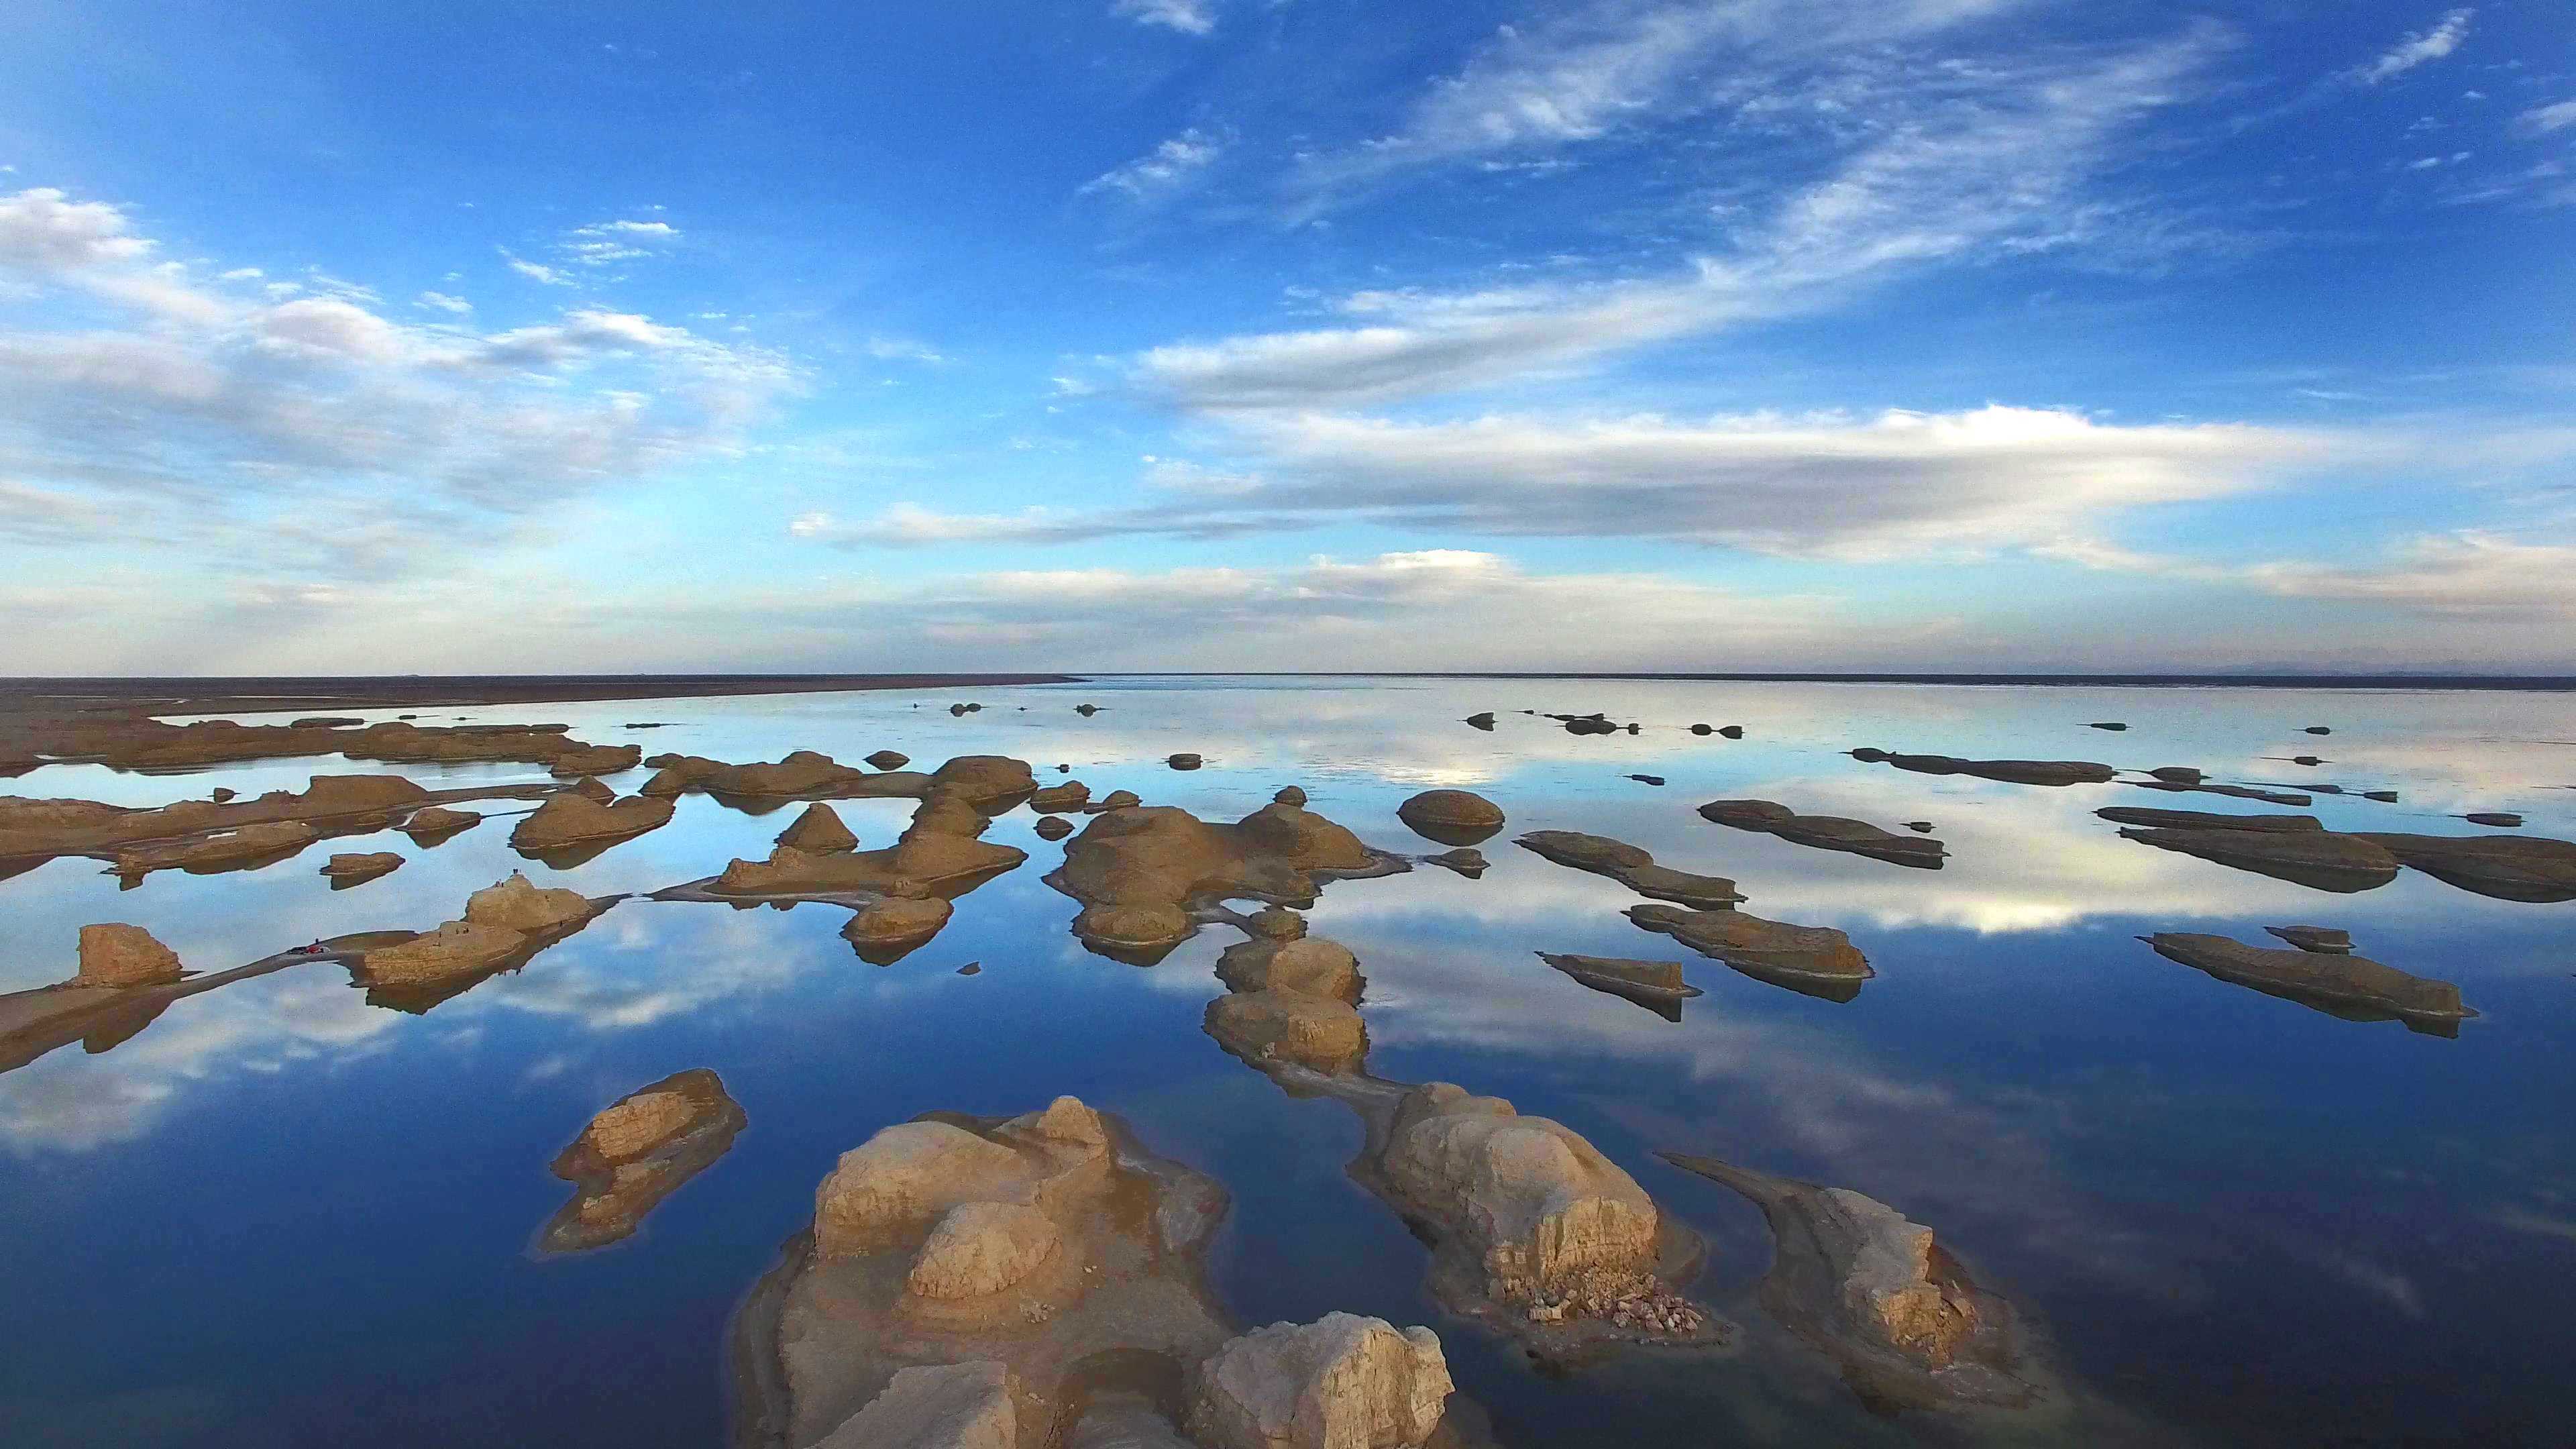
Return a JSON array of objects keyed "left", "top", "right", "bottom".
[{"left": 1, "top": 0, "right": 2571, "bottom": 674}]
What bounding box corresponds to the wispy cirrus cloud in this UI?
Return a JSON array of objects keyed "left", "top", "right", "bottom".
[
  {"left": 2344, "top": 7, "right": 2474, "bottom": 87},
  {"left": 1112, "top": 0, "right": 1218, "bottom": 38},
  {"left": 1080, "top": 127, "right": 1227, "bottom": 200},
  {"left": 2042, "top": 530, "right": 2576, "bottom": 616}
]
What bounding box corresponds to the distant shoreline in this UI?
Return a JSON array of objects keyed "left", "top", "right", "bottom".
[
  {"left": 0, "top": 674, "right": 1088, "bottom": 718},
  {"left": 1089, "top": 672, "right": 2576, "bottom": 692}
]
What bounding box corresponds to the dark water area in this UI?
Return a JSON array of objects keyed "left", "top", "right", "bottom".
[{"left": 3, "top": 676, "right": 2571, "bottom": 1448}]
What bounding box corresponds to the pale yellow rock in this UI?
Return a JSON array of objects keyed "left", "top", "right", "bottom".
[
  {"left": 74, "top": 923, "right": 184, "bottom": 987},
  {"left": 814, "top": 1122, "right": 1033, "bottom": 1258},
  {"left": 463, "top": 872, "right": 594, "bottom": 933},
  {"left": 584, "top": 1089, "right": 698, "bottom": 1162},
  {"left": 816, "top": 1361, "right": 1018, "bottom": 1449},
  {"left": 1189, "top": 1312, "right": 1452, "bottom": 1449},
  {"left": 907, "top": 1201, "right": 1063, "bottom": 1301},
  {"left": 1381, "top": 1084, "right": 1659, "bottom": 1299}
]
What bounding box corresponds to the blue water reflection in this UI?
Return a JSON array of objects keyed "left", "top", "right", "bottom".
[{"left": 3, "top": 678, "right": 2571, "bottom": 1447}]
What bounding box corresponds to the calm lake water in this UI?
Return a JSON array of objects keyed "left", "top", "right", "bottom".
[{"left": 5, "top": 676, "right": 2573, "bottom": 1448}]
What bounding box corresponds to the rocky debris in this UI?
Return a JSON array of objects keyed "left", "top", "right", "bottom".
[
  {"left": 1421, "top": 848, "right": 1486, "bottom": 877},
  {"left": 2095, "top": 807, "right": 2321, "bottom": 833},
  {"left": 1048, "top": 801, "right": 1401, "bottom": 961},
  {"left": 1464, "top": 712, "right": 1496, "bottom": 731},
  {"left": 778, "top": 803, "right": 860, "bottom": 854},
  {"left": 1627, "top": 904, "right": 1871, "bottom": 999},
  {"left": 1248, "top": 906, "right": 1307, "bottom": 941},
  {"left": 1075, "top": 704, "right": 1102, "bottom": 716},
  {"left": 109, "top": 820, "right": 321, "bottom": 877},
  {"left": 1535, "top": 953, "right": 1702, "bottom": 1022},
  {"left": 641, "top": 749, "right": 910, "bottom": 802},
  {"left": 2463, "top": 812, "right": 2525, "bottom": 828},
  {"left": 2350, "top": 832, "right": 2576, "bottom": 903},
  {"left": 1697, "top": 799, "right": 1946, "bottom": 869},
  {"left": 2142, "top": 933, "right": 2475, "bottom": 1030},
  {"left": 1849, "top": 749, "right": 2114, "bottom": 787},
  {"left": 1628, "top": 774, "right": 1666, "bottom": 787},
  {"left": 2131, "top": 779, "right": 2313, "bottom": 806},
  {"left": 1395, "top": 790, "right": 1505, "bottom": 847},
  {"left": 1169, "top": 754, "right": 1204, "bottom": 771},
  {"left": 509, "top": 792, "right": 677, "bottom": 856},
  {"left": 75, "top": 924, "right": 185, "bottom": 987},
  {"left": 744, "top": 1099, "right": 1237, "bottom": 1449},
  {"left": 321, "top": 852, "right": 403, "bottom": 884},
  {"left": 844, "top": 898, "right": 957, "bottom": 965},
  {"left": 1030, "top": 782, "right": 1091, "bottom": 813},
  {"left": 1188, "top": 1313, "right": 1452, "bottom": 1449},
  {"left": 1658, "top": 1153, "right": 2040, "bottom": 1408},
  {"left": 1271, "top": 787, "right": 1306, "bottom": 807},
  {"left": 566, "top": 775, "right": 616, "bottom": 805},
  {"left": 1354, "top": 1083, "right": 1716, "bottom": 1351},
  {"left": 355, "top": 873, "right": 610, "bottom": 991},
  {"left": 402, "top": 806, "right": 482, "bottom": 841},
  {"left": 1034, "top": 816, "right": 1074, "bottom": 842},
  {"left": 2265, "top": 925, "right": 2352, "bottom": 954},
  {"left": 2088, "top": 722, "right": 2128, "bottom": 731},
  {"left": 1514, "top": 830, "right": 1743, "bottom": 910},
  {"left": 541, "top": 1069, "right": 747, "bottom": 1252},
  {"left": 867, "top": 750, "right": 912, "bottom": 770},
  {"left": 2116, "top": 826, "right": 2399, "bottom": 894},
  {"left": 2149, "top": 766, "right": 2204, "bottom": 784},
  {"left": 547, "top": 742, "right": 645, "bottom": 777}
]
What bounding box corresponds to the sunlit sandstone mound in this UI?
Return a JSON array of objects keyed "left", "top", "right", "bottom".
[
  {"left": 775, "top": 802, "right": 859, "bottom": 853},
  {"left": 2141, "top": 932, "right": 2475, "bottom": 1032},
  {"left": 1696, "top": 800, "right": 1947, "bottom": 869},
  {"left": 74, "top": 923, "right": 185, "bottom": 987},
  {"left": 1047, "top": 801, "right": 1401, "bottom": 961},
  {"left": 739, "top": 1095, "right": 1476, "bottom": 1449},
  {"left": 1204, "top": 933, "right": 1368, "bottom": 1075},
  {"left": 355, "top": 872, "right": 615, "bottom": 1004},
  {"left": 510, "top": 791, "right": 678, "bottom": 857},
  {"left": 1512, "top": 830, "right": 1743, "bottom": 910},
  {"left": 1626, "top": 904, "right": 1872, "bottom": 1001},
  {"left": 1847, "top": 749, "right": 2114, "bottom": 787},
  {"left": 707, "top": 779, "right": 1029, "bottom": 903},
  {"left": 1658, "top": 1153, "right": 2043, "bottom": 1409},
  {"left": 1353, "top": 1084, "right": 1716, "bottom": 1352},
  {"left": 1395, "top": 790, "right": 1505, "bottom": 848},
  {"left": 640, "top": 749, "right": 924, "bottom": 801},
  {"left": 541, "top": 1068, "right": 747, "bottom": 1252}
]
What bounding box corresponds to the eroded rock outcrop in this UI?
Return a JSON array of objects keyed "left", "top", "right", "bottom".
[
  {"left": 321, "top": 851, "right": 403, "bottom": 885},
  {"left": 541, "top": 1069, "right": 747, "bottom": 1252},
  {"left": 3, "top": 773, "right": 547, "bottom": 871},
  {"left": 75, "top": 924, "right": 185, "bottom": 987},
  {"left": 1514, "top": 831, "right": 1742, "bottom": 910},
  {"left": 510, "top": 792, "right": 677, "bottom": 857},
  {"left": 778, "top": 803, "right": 859, "bottom": 854},
  {"left": 1395, "top": 791, "right": 1505, "bottom": 848},
  {"left": 1188, "top": 1313, "right": 1452, "bottom": 1449},
  {"left": 2143, "top": 932, "right": 2475, "bottom": 1032},
  {"left": 355, "top": 873, "right": 614, "bottom": 1001},
  {"left": 3, "top": 714, "right": 629, "bottom": 774},
  {"left": 110, "top": 820, "right": 321, "bottom": 877},
  {"left": 1626, "top": 904, "right": 1870, "bottom": 1001},
  {"left": 2129, "top": 779, "right": 2312, "bottom": 806},
  {"left": 1048, "top": 801, "right": 1401, "bottom": 961},
  {"left": 2095, "top": 807, "right": 2321, "bottom": 833},
  {"left": 1658, "top": 1154, "right": 2041, "bottom": 1409},
  {"left": 1029, "top": 782, "right": 1090, "bottom": 814},
  {"left": 2265, "top": 925, "right": 2351, "bottom": 954},
  {"left": 744, "top": 1098, "right": 1235, "bottom": 1448},
  {"left": 1848, "top": 749, "right": 2112, "bottom": 787},
  {"left": 402, "top": 806, "right": 482, "bottom": 841},
  {"left": 1534, "top": 953, "right": 1702, "bottom": 1022},
  {"left": 642, "top": 750, "right": 935, "bottom": 803},
  {"left": 1697, "top": 800, "right": 1945, "bottom": 869},
  {"left": 2116, "top": 826, "right": 2399, "bottom": 894},
  {"left": 843, "top": 897, "right": 957, "bottom": 965},
  {"left": 698, "top": 773, "right": 1030, "bottom": 906},
  {"left": 2351, "top": 832, "right": 2576, "bottom": 903}
]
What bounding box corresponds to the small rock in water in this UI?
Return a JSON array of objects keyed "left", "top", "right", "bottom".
[
  {"left": 2292, "top": 755, "right": 2324, "bottom": 767},
  {"left": 1034, "top": 815, "right": 1073, "bottom": 841},
  {"left": 2305, "top": 726, "right": 2333, "bottom": 735},
  {"left": 2089, "top": 722, "right": 2129, "bottom": 731},
  {"left": 2464, "top": 812, "right": 2524, "bottom": 827},
  {"left": 2363, "top": 790, "right": 2399, "bottom": 802},
  {"left": 2149, "top": 766, "right": 2204, "bottom": 784},
  {"left": 1629, "top": 774, "right": 1666, "bottom": 786},
  {"left": 1903, "top": 821, "right": 1935, "bottom": 833},
  {"left": 1167, "top": 753, "right": 1203, "bottom": 770},
  {"left": 863, "top": 749, "right": 910, "bottom": 770},
  {"left": 210, "top": 787, "right": 237, "bottom": 802},
  {"left": 1690, "top": 723, "right": 1713, "bottom": 735},
  {"left": 1718, "top": 725, "right": 1744, "bottom": 739},
  {"left": 1465, "top": 711, "right": 1497, "bottom": 730},
  {"left": 1074, "top": 704, "right": 1102, "bottom": 716},
  {"left": 957, "top": 962, "right": 981, "bottom": 975}
]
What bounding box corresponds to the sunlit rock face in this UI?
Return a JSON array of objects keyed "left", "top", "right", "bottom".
[
  {"left": 541, "top": 1068, "right": 747, "bottom": 1252},
  {"left": 1051, "top": 801, "right": 1395, "bottom": 959}
]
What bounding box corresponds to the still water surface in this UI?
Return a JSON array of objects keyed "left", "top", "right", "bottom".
[{"left": 4, "top": 677, "right": 2572, "bottom": 1448}]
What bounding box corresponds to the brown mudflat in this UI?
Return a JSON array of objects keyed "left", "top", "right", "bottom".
[{"left": 0, "top": 673, "right": 1085, "bottom": 720}]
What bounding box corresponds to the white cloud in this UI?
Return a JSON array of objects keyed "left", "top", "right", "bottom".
[
  {"left": 2347, "top": 8, "right": 2474, "bottom": 86},
  {"left": 810, "top": 405, "right": 2339, "bottom": 558},
  {"left": 501, "top": 250, "right": 573, "bottom": 286},
  {"left": 2518, "top": 101, "right": 2576, "bottom": 135},
  {"left": 1080, "top": 128, "right": 1227, "bottom": 199},
  {"left": 1112, "top": 0, "right": 1218, "bottom": 37},
  {"left": 2046, "top": 530, "right": 2576, "bottom": 616},
  {"left": 414, "top": 290, "right": 472, "bottom": 313},
  {"left": 863, "top": 335, "right": 949, "bottom": 364},
  {"left": 1132, "top": 31, "right": 2222, "bottom": 411}
]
